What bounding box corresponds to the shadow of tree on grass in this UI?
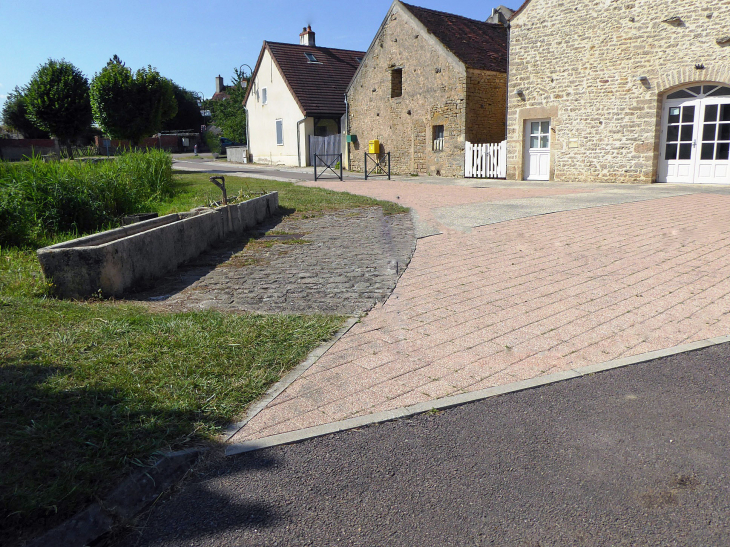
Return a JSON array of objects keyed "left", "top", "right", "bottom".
[{"left": 0, "top": 360, "right": 229, "bottom": 547}]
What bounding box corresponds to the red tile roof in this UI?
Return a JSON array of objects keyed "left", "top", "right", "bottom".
[
  {"left": 246, "top": 41, "right": 365, "bottom": 117},
  {"left": 401, "top": 2, "right": 508, "bottom": 73}
]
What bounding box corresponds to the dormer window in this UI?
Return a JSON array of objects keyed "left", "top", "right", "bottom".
[{"left": 305, "top": 52, "right": 318, "bottom": 63}]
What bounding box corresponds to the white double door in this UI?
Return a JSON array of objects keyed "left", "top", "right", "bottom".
[
  {"left": 659, "top": 88, "right": 730, "bottom": 184},
  {"left": 524, "top": 119, "right": 550, "bottom": 180}
]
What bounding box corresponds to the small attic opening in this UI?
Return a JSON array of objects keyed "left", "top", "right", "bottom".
[
  {"left": 305, "top": 52, "right": 317, "bottom": 63},
  {"left": 391, "top": 68, "right": 403, "bottom": 98}
]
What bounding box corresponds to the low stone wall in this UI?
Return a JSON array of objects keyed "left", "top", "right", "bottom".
[
  {"left": 37, "top": 192, "right": 278, "bottom": 298},
  {"left": 226, "top": 146, "right": 248, "bottom": 163}
]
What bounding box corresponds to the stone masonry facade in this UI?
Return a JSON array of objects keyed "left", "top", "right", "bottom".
[
  {"left": 347, "top": 4, "right": 506, "bottom": 178},
  {"left": 466, "top": 69, "right": 508, "bottom": 146},
  {"left": 507, "top": 0, "right": 730, "bottom": 183}
]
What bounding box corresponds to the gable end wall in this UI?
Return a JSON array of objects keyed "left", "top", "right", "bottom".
[{"left": 347, "top": 5, "right": 507, "bottom": 177}]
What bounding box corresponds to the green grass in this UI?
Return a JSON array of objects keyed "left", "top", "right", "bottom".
[
  {"left": 0, "top": 168, "right": 409, "bottom": 543},
  {"left": 0, "top": 150, "right": 173, "bottom": 247},
  {"left": 0, "top": 299, "right": 343, "bottom": 539},
  {"left": 158, "top": 171, "right": 409, "bottom": 216},
  {"left": 0, "top": 246, "right": 53, "bottom": 298}
]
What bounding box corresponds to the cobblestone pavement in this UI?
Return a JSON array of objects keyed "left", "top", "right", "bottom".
[
  {"left": 230, "top": 190, "right": 730, "bottom": 444},
  {"left": 133, "top": 208, "right": 415, "bottom": 315}
]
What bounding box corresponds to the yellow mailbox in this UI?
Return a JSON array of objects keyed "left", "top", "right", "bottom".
[{"left": 368, "top": 139, "right": 380, "bottom": 154}]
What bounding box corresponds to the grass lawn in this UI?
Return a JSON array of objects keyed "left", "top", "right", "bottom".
[
  {"left": 158, "top": 171, "right": 408, "bottom": 216},
  {"left": 0, "top": 172, "right": 407, "bottom": 544}
]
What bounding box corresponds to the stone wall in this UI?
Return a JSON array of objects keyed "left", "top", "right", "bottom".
[
  {"left": 346, "top": 4, "right": 506, "bottom": 177},
  {"left": 466, "top": 69, "right": 507, "bottom": 144},
  {"left": 507, "top": 0, "right": 730, "bottom": 183},
  {"left": 37, "top": 192, "right": 279, "bottom": 299}
]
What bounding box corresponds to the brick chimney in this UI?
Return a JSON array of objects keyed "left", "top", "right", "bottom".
[
  {"left": 215, "top": 75, "right": 224, "bottom": 94},
  {"left": 299, "top": 25, "right": 315, "bottom": 46}
]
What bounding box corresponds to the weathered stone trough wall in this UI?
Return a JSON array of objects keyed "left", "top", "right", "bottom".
[{"left": 37, "top": 192, "right": 278, "bottom": 299}]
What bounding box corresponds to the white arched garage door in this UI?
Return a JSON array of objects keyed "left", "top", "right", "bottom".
[{"left": 658, "top": 83, "right": 730, "bottom": 184}]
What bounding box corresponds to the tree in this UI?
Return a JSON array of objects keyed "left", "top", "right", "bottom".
[
  {"left": 25, "top": 59, "right": 93, "bottom": 157},
  {"left": 90, "top": 55, "right": 178, "bottom": 146},
  {"left": 1, "top": 86, "right": 51, "bottom": 139},
  {"left": 162, "top": 83, "right": 203, "bottom": 131},
  {"left": 205, "top": 67, "right": 247, "bottom": 144}
]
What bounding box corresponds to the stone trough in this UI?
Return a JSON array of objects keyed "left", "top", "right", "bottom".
[{"left": 37, "top": 192, "right": 278, "bottom": 299}]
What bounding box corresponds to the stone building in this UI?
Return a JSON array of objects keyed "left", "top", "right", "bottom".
[
  {"left": 244, "top": 27, "right": 364, "bottom": 166},
  {"left": 346, "top": 1, "right": 508, "bottom": 177},
  {"left": 507, "top": 0, "right": 730, "bottom": 183}
]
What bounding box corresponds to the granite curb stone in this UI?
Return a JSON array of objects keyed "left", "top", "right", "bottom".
[
  {"left": 226, "top": 335, "right": 730, "bottom": 456},
  {"left": 27, "top": 448, "right": 207, "bottom": 547}
]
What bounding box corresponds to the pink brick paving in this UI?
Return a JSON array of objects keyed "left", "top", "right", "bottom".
[{"left": 230, "top": 192, "right": 730, "bottom": 443}]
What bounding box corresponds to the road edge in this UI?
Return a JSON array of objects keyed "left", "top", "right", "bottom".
[{"left": 226, "top": 334, "right": 730, "bottom": 456}]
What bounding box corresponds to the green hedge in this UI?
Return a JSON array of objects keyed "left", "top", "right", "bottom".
[{"left": 0, "top": 150, "right": 173, "bottom": 247}]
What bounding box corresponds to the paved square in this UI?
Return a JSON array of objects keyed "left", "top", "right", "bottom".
[{"left": 231, "top": 190, "right": 730, "bottom": 444}]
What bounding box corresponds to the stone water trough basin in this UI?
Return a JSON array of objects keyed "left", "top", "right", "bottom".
[{"left": 37, "top": 192, "right": 278, "bottom": 299}]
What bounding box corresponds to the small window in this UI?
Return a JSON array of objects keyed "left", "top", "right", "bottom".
[
  {"left": 432, "top": 125, "right": 444, "bottom": 151},
  {"left": 262, "top": 87, "right": 268, "bottom": 105},
  {"left": 355, "top": 57, "right": 362, "bottom": 63},
  {"left": 305, "top": 52, "right": 317, "bottom": 62},
  {"left": 391, "top": 68, "right": 402, "bottom": 98},
  {"left": 276, "top": 119, "right": 283, "bottom": 146}
]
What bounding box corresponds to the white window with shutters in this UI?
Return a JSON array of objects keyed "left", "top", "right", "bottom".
[
  {"left": 276, "top": 119, "right": 283, "bottom": 145},
  {"left": 262, "top": 87, "right": 267, "bottom": 105}
]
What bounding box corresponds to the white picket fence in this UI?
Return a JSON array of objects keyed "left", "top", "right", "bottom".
[{"left": 465, "top": 140, "right": 507, "bottom": 178}]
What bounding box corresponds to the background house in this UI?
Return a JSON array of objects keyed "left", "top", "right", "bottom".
[
  {"left": 345, "top": 1, "right": 508, "bottom": 177},
  {"left": 244, "top": 27, "right": 364, "bottom": 166},
  {"left": 211, "top": 75, "right": 230, "bottom": 102},
  {"left": 507, "top": 0, "right": 730, "bottom": 183}
]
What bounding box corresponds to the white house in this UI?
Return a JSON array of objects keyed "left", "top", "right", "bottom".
[{"left": 244, "top": 26, "right": 365, "bottom": 166}]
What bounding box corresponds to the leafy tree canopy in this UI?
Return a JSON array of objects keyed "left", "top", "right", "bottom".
[
  {"left": 205, "top": 67, "right": 247, "bottom": 144},
  {"left": 25, "top": 59, "right": 93, "bottom": 152},
  {"left": 90, "top": 55, "right": 178, "bottom": 145},
  {"left": 1, "top": 86, "right": 51, "bottom": 139},
  {"left": 162, "top": 83, "right": 203, "bottom": 132}
]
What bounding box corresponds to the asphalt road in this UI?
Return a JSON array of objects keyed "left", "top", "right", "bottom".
[
  {"left": 172, "top": 158, "right": 363, "bottom": 182},
  {"left": 114, "top": 343, "right": 730, "bottom": 547}
]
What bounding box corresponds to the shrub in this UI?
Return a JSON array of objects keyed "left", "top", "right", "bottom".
[
  {"left": 204, "top": 131, "right": 221, "bottom": 154},
  {"left": 0, "top": 185, "right": 36, "bottom": 247},
  {"left": 0, "top": 150, "right": 173, "bottom": 246}
]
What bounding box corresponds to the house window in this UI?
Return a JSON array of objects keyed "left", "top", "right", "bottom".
[
  {"left": 433, "top": 125, "right": 444, "bottom": 151},
  {"left": 276, "top": 119, "right": 283, "bottom": 145},
  {"left": 391, "top": 68, "right": 402, "bottom": 98},
  {"left": 262, "top": 87, "right": 268, "bottom": 105},
  {"left": 305, "top": 52, "right": 317, "bottom": 62}
]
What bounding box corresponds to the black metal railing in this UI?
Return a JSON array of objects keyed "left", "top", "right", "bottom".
[
  {"left": 314, "top": 153, "right": 343, "bottom": 181},
  {"left": 364, "top": 152, "right": 390, "bottom": 180}
]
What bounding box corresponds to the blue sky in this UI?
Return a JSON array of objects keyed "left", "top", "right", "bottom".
[{"left": 0, "top": 0, "right": 518, "bottom": 109}]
